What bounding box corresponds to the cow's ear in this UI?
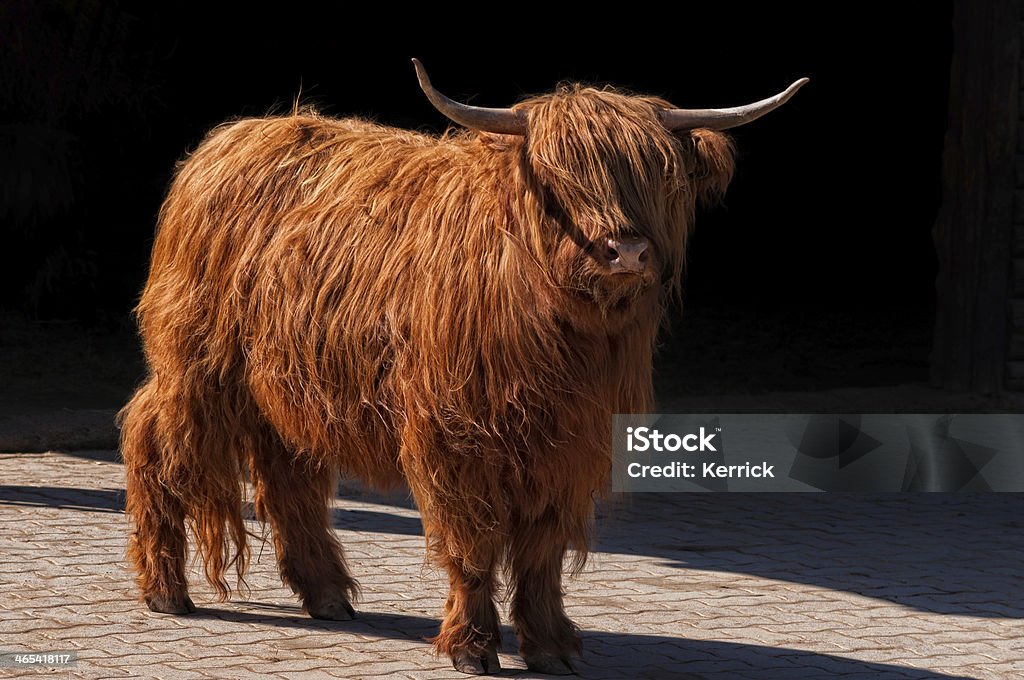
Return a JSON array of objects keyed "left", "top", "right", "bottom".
[{"left": 686, "top": 129, "right": 735, "bottom": 206}]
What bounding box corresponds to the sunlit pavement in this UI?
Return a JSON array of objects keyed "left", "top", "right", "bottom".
[{"left": 1, "top": 450, "right": 1021, "bottom": 679}]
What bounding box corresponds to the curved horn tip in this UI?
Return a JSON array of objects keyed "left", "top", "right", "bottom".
[
  {"left": 776, "top": 77, "right": 810, "bottom": 104},
  {"left": 407, "top": 58, "right": 527, "bottom": 136},
  {"left": 411, "top": 58, "right": 429, "bottom": 86}
]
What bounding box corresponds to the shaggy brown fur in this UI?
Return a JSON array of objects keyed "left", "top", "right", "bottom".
[{"left": 120, "top": 82, "right": 734, "bottom": 673}]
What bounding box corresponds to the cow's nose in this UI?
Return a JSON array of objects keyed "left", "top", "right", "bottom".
[{"left": 605, "top": 236, "right": 650, "bottom": 274}]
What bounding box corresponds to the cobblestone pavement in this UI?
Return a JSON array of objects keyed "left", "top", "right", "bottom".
[{"left": 0, "top": 450, "right": 1021, "bottom": 679}]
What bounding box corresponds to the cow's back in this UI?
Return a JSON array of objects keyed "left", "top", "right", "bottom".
[{"left": 137, "top": 114, "right": 446, "bottom": 485}]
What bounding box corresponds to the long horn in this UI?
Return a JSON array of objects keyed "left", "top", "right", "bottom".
[
  {"left": 659, "top": 78, "right": 809, "bottom": 131},
  {"left": 412, "top": 58, "right": 527, "bottom": 136}
]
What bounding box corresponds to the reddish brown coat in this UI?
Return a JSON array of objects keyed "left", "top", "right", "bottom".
[{"left": 120, "top": 84, "right": 734, "bottom": 672}]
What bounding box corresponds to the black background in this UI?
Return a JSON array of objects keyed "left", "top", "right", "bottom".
[{"left": 1, "top": 1, "right": 954, "bottom": 394}]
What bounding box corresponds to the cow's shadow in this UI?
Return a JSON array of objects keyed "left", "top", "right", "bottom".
[
  {"left": 331, "top": 489, "right": 1024, "bottom": 621},
  {"left": 186, "top": 606, "right": 973, "bottom": 679},
  {"left": 3, "top": 470, "right": 1019, "bottom": 622},
  {"left": 0, "top": 484, "right": 125, "bottom": 513},
  {"left": 590, "top": 492, "right": 1024, "bottom": 620}
]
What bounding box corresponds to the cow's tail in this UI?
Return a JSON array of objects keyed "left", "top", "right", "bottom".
[{"left": 120, "top": 376, "right": 251, "bottom": 601}]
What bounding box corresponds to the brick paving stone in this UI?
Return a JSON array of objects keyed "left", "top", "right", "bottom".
[{"left": 0, "top": 451, "right": 1022, "bottom": 679}]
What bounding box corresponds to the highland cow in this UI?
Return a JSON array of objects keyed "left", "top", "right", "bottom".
[{"left": 120, "top": 60, "right": 806, "bottom": 675}]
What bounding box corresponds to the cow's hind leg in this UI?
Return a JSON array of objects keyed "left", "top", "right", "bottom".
[
  {"left": 121, "top": 381, "right": 194, "bottom": 615},
  {"left": 508, "top": 517, "right": 580, "bottom": 675},
  {"left": 248, "top": 439, "right": 357, "bottom": 620}
]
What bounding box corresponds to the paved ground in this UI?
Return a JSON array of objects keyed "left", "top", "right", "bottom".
[{"left": 0, "top": 450, "right": 1021, "bottom": 679}]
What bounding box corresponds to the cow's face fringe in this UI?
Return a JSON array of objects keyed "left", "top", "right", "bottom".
[{"left": 515, "top": 85, "right": 735, "bottom": 317}]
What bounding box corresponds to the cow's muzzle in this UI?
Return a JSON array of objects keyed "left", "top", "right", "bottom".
[{"left": 604, "top": 236, "right": 650, "bottom": 275}]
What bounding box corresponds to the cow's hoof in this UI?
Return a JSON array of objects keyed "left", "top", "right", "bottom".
[
  {"left": 306, "top": 597, "right": 356, "bottom": 621},
  {"left": 145, "top": 593, "right": 195, "bottom": 615},
  {"left": 524, "top": 652, "right": 576, "bottom": 675},
  {"left": 452, "top": 649, "right": 500, "bottom": 675}
]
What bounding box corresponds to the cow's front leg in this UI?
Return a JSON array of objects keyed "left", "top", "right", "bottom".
[
  {"left": 402, "top": 431, "right": 504, "bottom": 674},
  {"left": 508, "top": 518, "right": 580, "bottom": 675},
  {"left": 435, "top": 555, "right": 501, "bottom": 674}
]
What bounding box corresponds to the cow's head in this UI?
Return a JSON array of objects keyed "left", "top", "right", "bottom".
[{"left": 413, "top": 60, "right": 807, "bottom": 325}]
